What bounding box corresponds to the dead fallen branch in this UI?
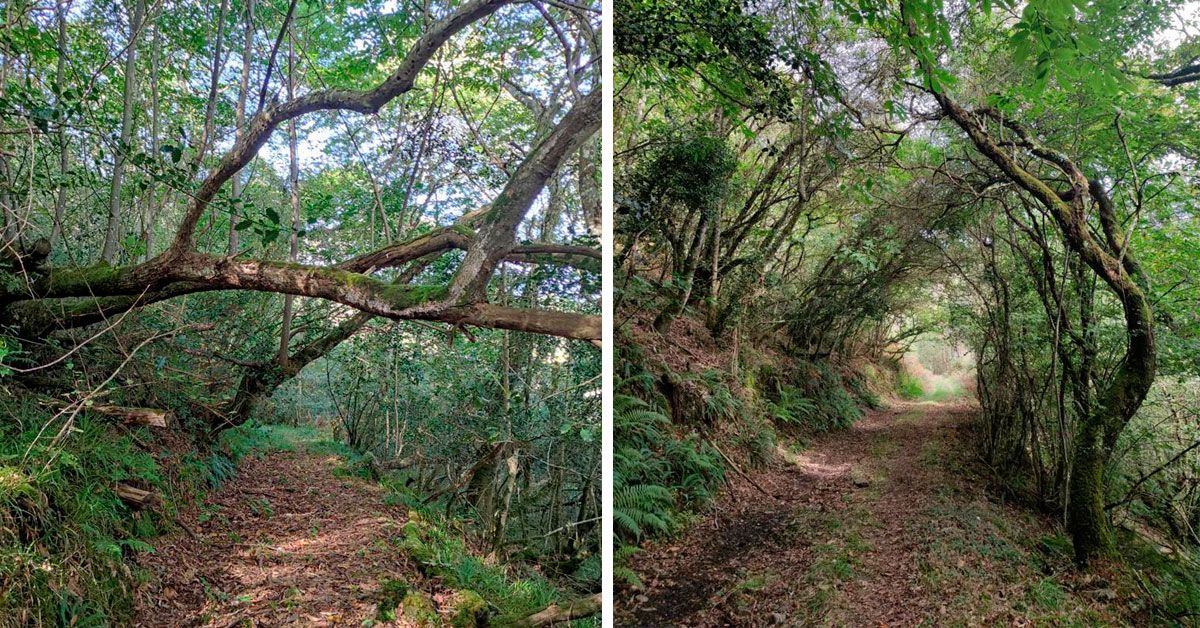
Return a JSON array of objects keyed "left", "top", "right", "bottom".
[
  {"left": 90, "top": 405, "right": 171, "bottom": 428},
  {"left": 505, "top": 593, "right": 602, "bottom": 626},
  {"left": 707, "top": 439, "right": 776, "bottom": 500},
  {"left": 115, "top": 483, "right": 157, "bottom": 509}
]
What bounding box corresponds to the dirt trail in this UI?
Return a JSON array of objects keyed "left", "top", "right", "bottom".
[
  {"left": 134, "top": 450, "right": 425, "bottom": 627},
  {"left": 617, "top": 401, "right": 1000, "bottom": 627}
]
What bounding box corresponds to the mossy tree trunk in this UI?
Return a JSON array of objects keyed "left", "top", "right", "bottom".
[{"left": 935, "top": 92, "right": 1157, "bottom": 566}]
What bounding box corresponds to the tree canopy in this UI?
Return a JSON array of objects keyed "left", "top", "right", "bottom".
[
  {"left": 0, "top": 0, "right": 602, "bottom": 622},
  {"left": 615, "top": 0, "right": 1200, "bottom": 614}
]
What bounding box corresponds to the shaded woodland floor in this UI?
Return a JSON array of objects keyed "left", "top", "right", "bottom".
[
  {"left": 617, "top": 402, "right": 1142, "bottom": 626},
  {"left": 133, "top": 449, "right": 425, "bottom": 626}
]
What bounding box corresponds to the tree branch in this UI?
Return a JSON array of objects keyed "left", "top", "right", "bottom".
[{"left": 169, "top": 0, "right": 513, "bottom": 252}]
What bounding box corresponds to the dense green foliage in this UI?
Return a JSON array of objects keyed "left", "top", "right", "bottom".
[
  {"left": 0, "top": 405, "right": 300, "bottom": 624},
  {"left": 616, "top": 0, "right": 1200, "bottom": 616},
  {"left": 270, "top": 320, "right": 602, "bottom": 577},
  {"left": 0, "top": 415, "right": 165, "bottom": 623},
  {"left": 0, "top": 0, "right": 599, "bottom": 622}
]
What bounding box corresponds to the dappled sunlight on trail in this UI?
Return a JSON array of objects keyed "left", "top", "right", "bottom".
[
  {"left": 134, "top": 452, "right": 426, "bottom": 627},
  {"left": 617, "top": 400, "right": 1130, "bottom": 626}
]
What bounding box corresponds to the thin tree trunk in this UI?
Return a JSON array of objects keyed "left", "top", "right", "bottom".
[
  {"left": 140, "top": 23, "right": 161, "bottom": 262},
  {"left": 277, "top": 36, "right": 300, "bottom": 366},
  {"left": 229, "top": 0, "right": 254, "bottom": 254},
  {"left": 396, "top": 65, "right": 442, "bottom": 234},
  {"left": 196, "top": 0, "right": 229, "bottom": 166},
  {"left": 654, "top": 215, "right": 709, "bottom": 333},
  {"left": 706, "top": 216, "right": 720, "bottom": 328},
  {"left": 0, "top": 3, "right": 16, "bottom": 246},
  {"left": 256, "top": 0, "right": 298, "bottom": 114},
  {"left": 51, "top": 0, "right": 69, "bottom": 245},
  {"left": 101, "top": 0, "right": 147, "bottom": 263}
]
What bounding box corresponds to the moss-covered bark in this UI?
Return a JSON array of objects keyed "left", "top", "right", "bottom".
[
  {"left": 1067, "top": 424, "right": 1115, "bottom": 562},
  {"left": 935, "top": 92, "right": 1157, "bottom": 566}
]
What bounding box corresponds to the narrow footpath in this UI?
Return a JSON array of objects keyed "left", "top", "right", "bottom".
[
  {"left": 618, "top": 402, "right": 1129, "bottom": 626},
  {"left": 134, "top": 450, "right": 426, "bottom": 626}
]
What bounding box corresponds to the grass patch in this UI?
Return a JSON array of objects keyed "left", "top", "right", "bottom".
[
  {"left": 911, "top": 492, "right": 1116, "bottom": 625},
  {"left": 918, "top": 439, "right": 941, "bottom": 466},
  {"left": 219, "top": 422, "right": 347, "bottom": 459},
  {"left": 897, "top": 371, "right": 925, "bottom": 400},
  {"left": 1027, "top": 578, "right": 1066, "bottom": 611},
  {"left": 785, "top": 501, "right": 875, "bottom": 622},
  {"left": 921, "top": 381, "right": 965, "bottom": 402},
  {"left": 868, "top": 434, "right": 900, "bottom": 461},
  {"left": 714, "top": 570, "right": 778, "bottom": 619},
  {"left": 895, "top": 409, "right": 925, "bottom": 425}
]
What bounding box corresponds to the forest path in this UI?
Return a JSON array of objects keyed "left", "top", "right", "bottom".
[
  {"left": 618, "top": 401, "right": 1119, "bottom": 626},
  {"left": 133, "top": 449, "right": 427, "bottom": 627}
]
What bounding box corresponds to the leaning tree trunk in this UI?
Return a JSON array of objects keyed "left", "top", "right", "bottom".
[
  {"left": 1064, "top": 185, "right": 1156, "bottom": 563},
  {"left": 1066, "top": 285, "right": 1154, "bottom": 562},
  {"left": 934, "top": 90, "right": 1157, "bottom": 565},
  {"left": 653, "top": 213, "right": 709, "bottom": 333}
]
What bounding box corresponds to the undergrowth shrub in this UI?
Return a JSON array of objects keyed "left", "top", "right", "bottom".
[
  {"left": 695, "top": 369, "right": 743, "bottom": 423},
  {"left": 0, "top": 415, "right": 171, "bottom": 624},
  {"left": 766, "top": 361, "right": 865, "bottom": 433},
  {"left": 614, "top": 393, "right": 724, "bottom": 535},
  {"left": 1120, "top": 533, "right": 1200, "bottom": 622},
  {"left": 660, "top": 368, "right": 745, "bottom": 426},
  {"left": 0, "top": 405, "right": 310, "bottom": 625},
  {"left": 768, "top": 385, "right": 819, "bottom": 426},
  {"left": 845, "top": 370, "right": 884, "bottom": 409},
  {"left": 613, "top": 391, "right": 725, "bottom": 585},
  {"left": 393, "top": 506, "right": 590, "bottom": 625},
  {"left": 728, "top": 404, "right": 777, "bottom": 467},
  {"left": 897, "top": 371, "right": 925, "bottom": 400},
  {"left": 614, "top": 484, "right": 675, "bottom": 540}
]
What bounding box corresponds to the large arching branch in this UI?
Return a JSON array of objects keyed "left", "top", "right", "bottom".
[
  {"left": 932, "top": 88, "right": 1156, "bottom": 565},
  {"left": 5, "top": 238, "right": 597, "bottom": 337},
  {"left": 169, "top": 0, "right": 514, "bottom": 253},
  {"left": 447, "top": 89, "right": 602, "bottom": 302},
  {"left": 4, "top": 88, "right": 601, "bottom": 342}
]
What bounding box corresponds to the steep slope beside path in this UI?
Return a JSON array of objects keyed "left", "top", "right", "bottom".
[{"left": 134, "top": 450, "right": 420, "bottom": 626}]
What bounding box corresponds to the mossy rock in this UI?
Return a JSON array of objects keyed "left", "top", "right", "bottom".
[
  {"left": 401, "top": 590, "right": 438, "bottom": 624},
  {"left": 374, "top": 578, "right": 409, "bottom": 622},
  {"left": 450, "top": 590, "right": 489, "bottom": 627}
]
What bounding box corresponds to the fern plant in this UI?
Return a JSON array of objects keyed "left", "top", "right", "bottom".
[
  {"left": 614, "top": 372, "right": 731, "bottom": 587},
  {"left": 614, "top": 484, "right": 674, "bottom": 539},
  {"left": 698, "top": 369, "right": 743, "bottom": 423},
  {"left": 614, "top": 392, "right": 725, "bottom": 538},
  {"left": 768, "top": 385, "right": 819, "bottom": 426},
  {"left": 615, "top": 543, "right": 643, "bottom": 588}
]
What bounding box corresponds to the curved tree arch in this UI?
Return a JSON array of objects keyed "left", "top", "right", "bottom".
[{"left": 1, "top": 0, "right": 601, "bottom": 346}]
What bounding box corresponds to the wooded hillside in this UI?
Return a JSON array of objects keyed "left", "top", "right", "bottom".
[
  {"left": 0, "top": 0, "right": 601, "bottom": 624},
  {"left": 614, "top": 0, "right": 1200, "bottom": 622}
]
